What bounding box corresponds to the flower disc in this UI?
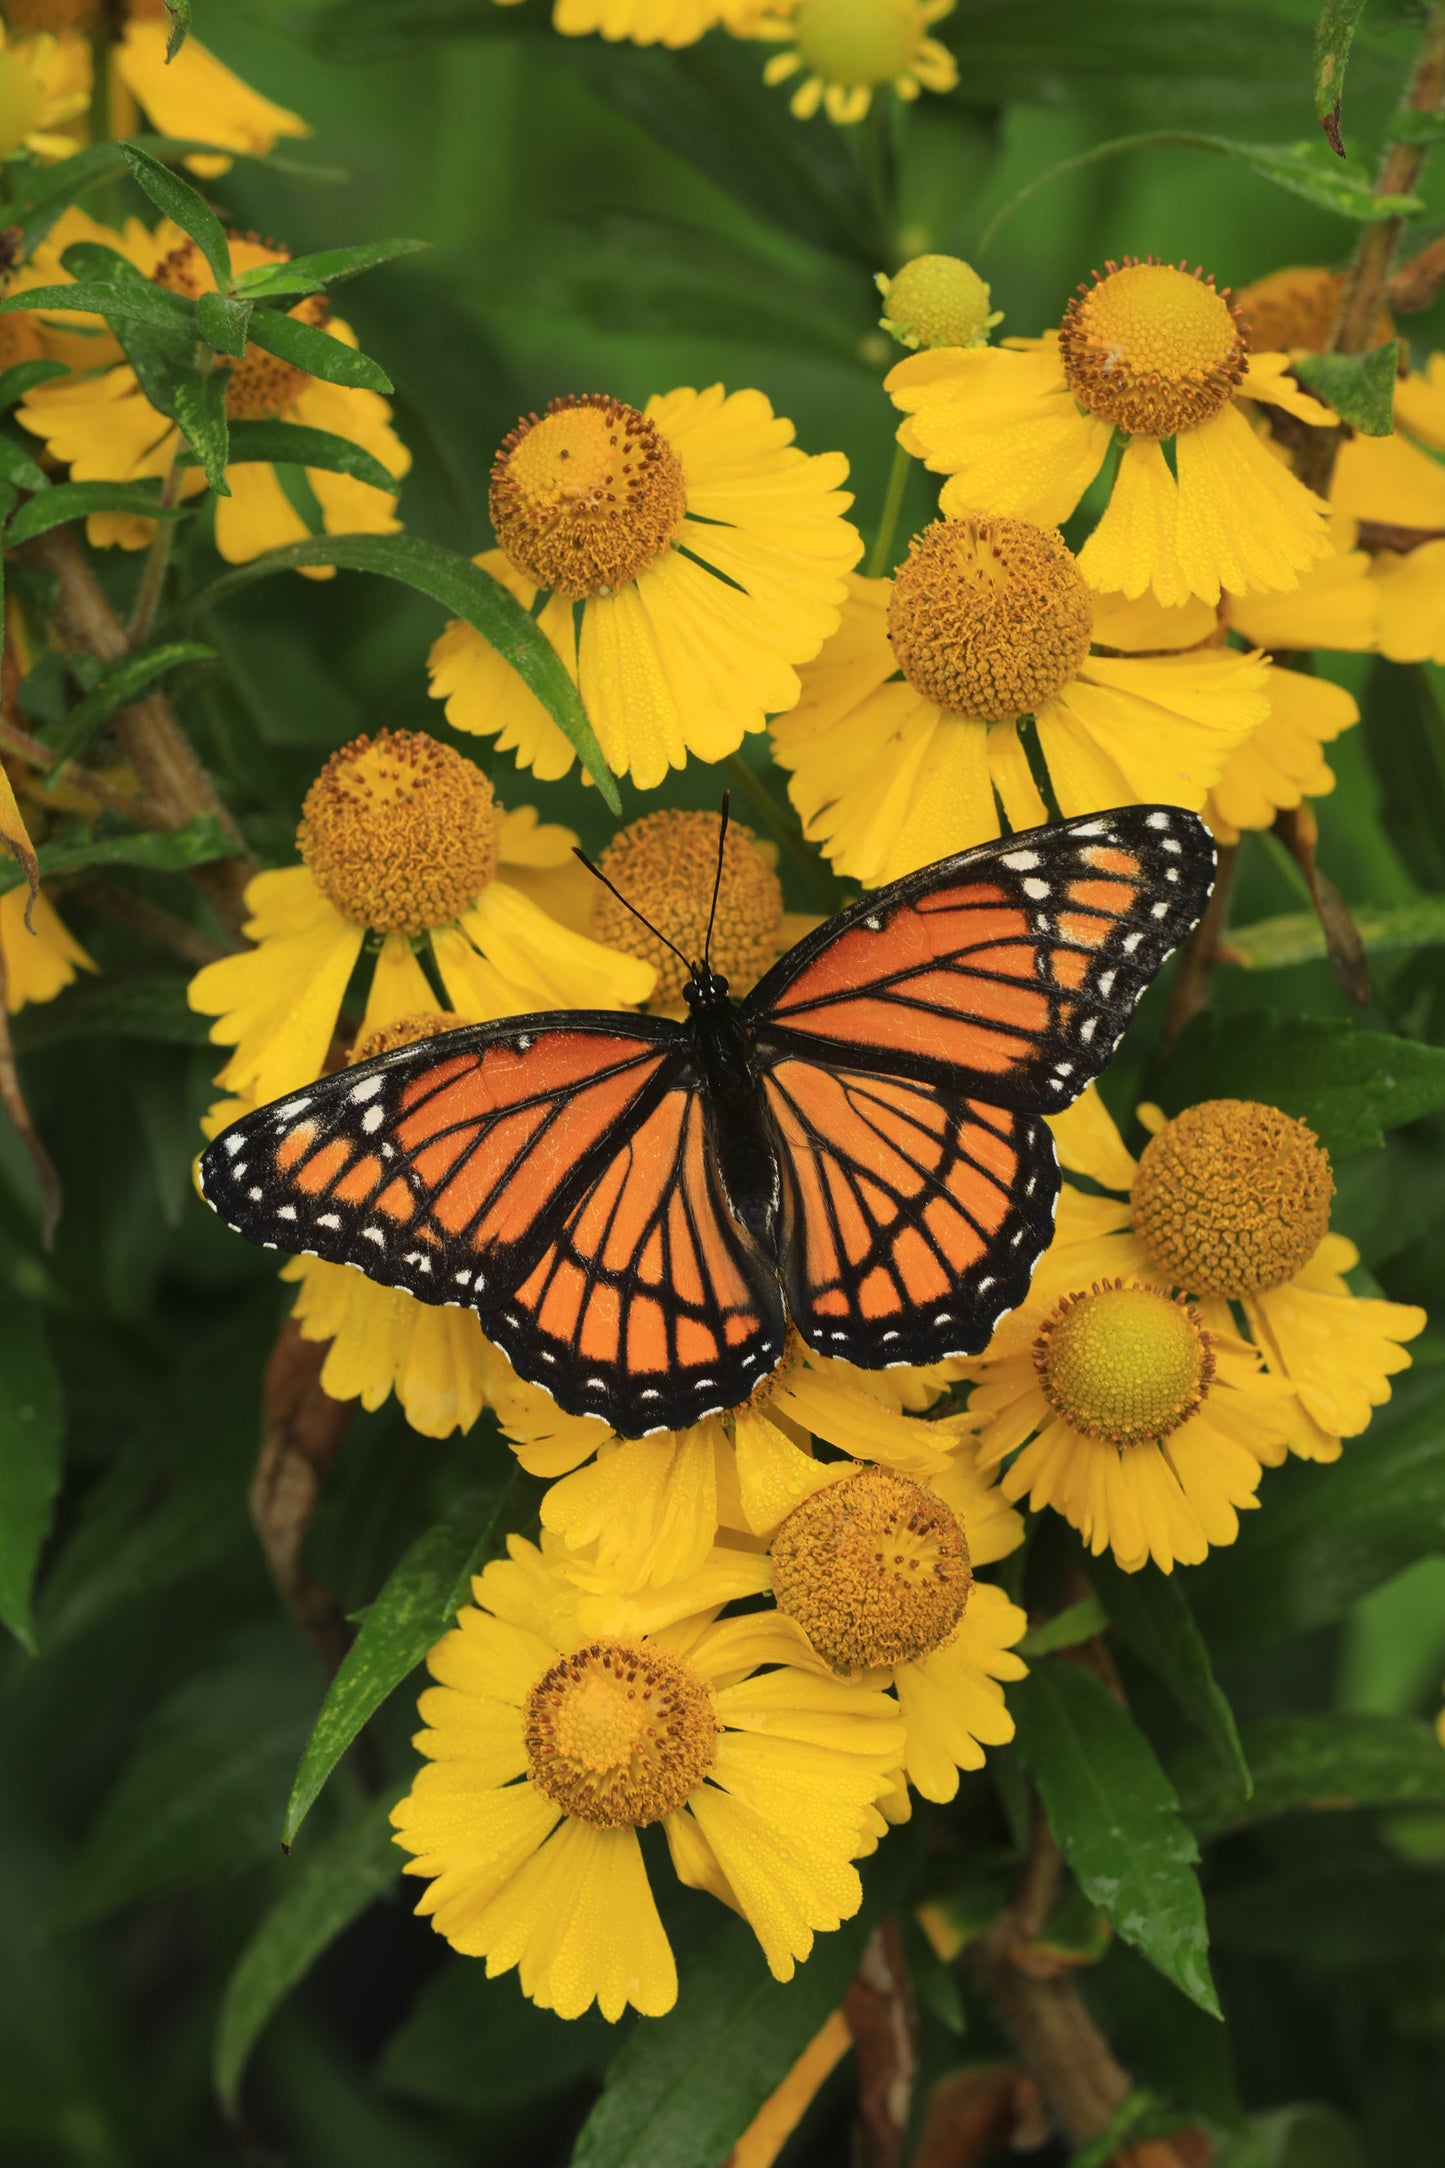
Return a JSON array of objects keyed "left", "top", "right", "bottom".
[
  {"left": 1132, "top": 1098, "right": 1334, "bottom": 1297},
  {"left": 490, "top": 395, "right": 687, "bottom": 598},
  {"left": 590, "top": 809, "right": 782, "bottom": 1006},
  {"left": 771, "top": 1466, "right": 972, "bottom": 1673},
  {"left": 523, "top": 1639, "right": 717, "bottom": 1828},
  {"left": 887, "top": 515, "right": 1093, "bottom": 721},
  {"left": 1035, "top": 1280, "right": 1214, "bottom": 1448},
  {"left": 1059, "top": 259, "right": 1248, "bottom": 438},
  {"left": 298, "top": 729, "right": 500, "bottom": 935}
]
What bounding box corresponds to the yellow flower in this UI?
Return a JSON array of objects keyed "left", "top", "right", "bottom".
[
  {"left": 585, "top": 808, "right": 816, "bottom": 1014},
  {"left": 484, "top": 1329, "right": 986, "bottom": 1593},
  {"left": 1370, "top": 538, "right": 1445, "bottom": 665},
  {"left": 1082, "top": 564, "right": 1371, "bottom": 845},
  {"left": 426, "top": 387, "right": 861, "bottom": 790},
  {"left": 491, "top": 0, "right": 758, "bottom": 47},
  {"left": 750, "top": 0, "right": 957, "bottom": 124},
  {"left": 886, "top": 257, "right": 1337, "bottom": 608},
  {"left": 17, "top": 220, "right": 409, "bottom": 568},
  {"left": 5, "top": 0, "right": 308, "bottom": 175},
  {"left": 390, "top": 1534, "right": 904, "bottom": 2018},
  {"left": 766, "top": 1460, "right": 1027, "bottom": 1805},
  {"left": 1044, "top": 1088, "right": 1427, "bottom": 1467},
  {"left": 0, "top": 21, "right": 87, "bottom": 159},
  {"left": 190, "top": 742, "right": 653, "bottom": 1439},
  {"left": 0, "top": 882, "right": 93, "bottom": 1012},
  {"left": 769, "top": 520, "right": 1269, "bottom": 886}
]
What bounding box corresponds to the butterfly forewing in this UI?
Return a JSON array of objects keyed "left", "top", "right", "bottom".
[
  {"left": 762, "top": 1059, "right": 1059, "bottom": 1366},
  {"left": 745, "top": 806, "right": 1215, "bottom": 1111},
  {"left": 487, "top": 1080, "right": 786, "bottom": 1435},
  {"left": 198, "top": 1016, "right": 684, "bottom": 1308}
]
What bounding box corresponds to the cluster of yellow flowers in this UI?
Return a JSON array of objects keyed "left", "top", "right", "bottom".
[{"left": 0, "top": 12, "right": 1431, "bottom": 2028}]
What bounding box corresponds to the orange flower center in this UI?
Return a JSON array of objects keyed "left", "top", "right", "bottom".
[
  {"left": 1059, "top": 259, "right": 1248, "bottom": 438},
  {"left": 888, "top": 515, "right": 1093, "bottom": 721},
  {"left": 489, "top": 395, "right": 687, "bottom": 599},
  {"left": 1035, "top": 1281, "right": 1214, "bottom": 1448},
  {"left": 771, "top": 1466, "right": 971, "bottom": 1673},
  {"left": 523, "top": 1639, "right": 716, "bottom": 1827},
  {"left": 1234, "top": 265, "right": 1394, "bottom": 357},
  {"left": 1132, "top": 1098, "right": 1334, "bottom": 1297},
  {"left": 153, "top": 236, "right": 330, "bottom": 422},
  {"left": 590, "top": 809, "right": 783, "bottom": 1009},
  {"left": 298, "top": 730, "right": 500, "bottom": 935},
  {"left": 349, "top": 1010, "right": 459, "bottom": 1066}
]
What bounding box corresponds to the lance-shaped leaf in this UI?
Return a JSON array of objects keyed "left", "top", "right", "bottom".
[
  {"left": 0, "top": 358, "right": 68, "bottom": 413},
  {"left": 0, "top": 279, "right": 195, "bottom": 338},
  {"left": 0, "top": 1301, "right": 63, "bottom": 1654},
  {"left": 1088, "top": 1550, "right": 1250, "bottom": 1796},
  {"left": 243, "top": 307, "right": 393, "bottom": 393},
  {"left": 6, "top": 478, "right": 187, "bottom": 546},
  {"left": 1315, "top": 0, "right": 1369, "bottom": 156},
  {"left": 48, "top": 643, "right": 216, "bottom": 774},
  {"left": 196, "top": 292, "right": 253, "bottom": 360},
  {"left": 0, "top": 813, "right": 237, "bottom": 899},
  {"left": 187, "top": 419, "right": 400, "bottom": 496},
  {"left": 230, "top": 237, "right": 429, "bottom": 300},
  {"left": 179, "top": 534, "right": 621, "bottom": 810},
  {"left": 1174, "top": 1713, "right": 1445, "bottom": 1839},
  {"left": 120, "top": 140, "right": 231, "bottom": 292},
  {"left": 164, "top": 0, "right": 191, "bottom": 61}
]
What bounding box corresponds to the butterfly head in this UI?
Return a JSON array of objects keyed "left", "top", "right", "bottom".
[{"left": 682, "top": 961, "right": 732, "bottom": 1014}]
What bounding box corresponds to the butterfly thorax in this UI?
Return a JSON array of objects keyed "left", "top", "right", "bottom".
[{"left": 684, "top": 962, "right": 781, "bottom": 1253}]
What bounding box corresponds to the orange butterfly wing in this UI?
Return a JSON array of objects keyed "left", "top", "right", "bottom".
[{"left": 761, "top": 1057, "right": 1058, "bottom": 1364}]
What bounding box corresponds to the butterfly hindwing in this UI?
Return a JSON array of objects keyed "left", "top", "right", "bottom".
[
  {"left": 487, "top": 1079, "right": 787, "bottom": 1436},
  {"left": 761, "top": 1056, "right": 1059, "bottom": 1366},
  {"left": 198, "top": 1015, "right": 684, "bottom": 1309},
  {"left": 746, "top": 806, "right": 1214, "bottom": 1112}
]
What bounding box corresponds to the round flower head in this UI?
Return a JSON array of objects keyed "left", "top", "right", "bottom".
[
  {"left": 427, "top": 385, "right": 861, "bottom": 790},
  {"left": 484, "top": 1327, "right": 989, "bottom": 1594},
  {"left": 0, "top": 21, "right": 87, "bottom": 159},
  {"left": 965, "top": 1268, "right": 1294, "bottom": 1573},
  {"left": 877, "top": 254, "right": 1002, "bottom": 352},
  {"left": 770, "top": 518, "right": 1268, "bottom": 886},
  {"left": 589, "top": 809, "right": 816, "bottom": 1013},
  {"left": 6, "top": 0, "right": 307, "bottom": 176},
  {"left": 1233, "top": 265, "right": 1394, "bottom": 359},
  {"left": 390, "top": 1534, "right": 905, "bottom": 2018},
  {"left": 886, "top": 256, "right": 1338, "bottom": 609},
  {"left": 767, "top": 1459, "right": 1027, "bottom": 1805},
  {"left": 751, "top": 0, "right": 957, "bottom": 125},
  {"left": 1043, "top": 1087, "right": 1426, "bottom": 1465},
  {"left": 17, "top": 220, "right": 408, "bottom": 567}
]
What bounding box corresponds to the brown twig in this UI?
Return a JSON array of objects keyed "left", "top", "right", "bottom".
[
  {"left": 0, "top": 716, "right": 169, "bottom": 830},
  {"left": 252, "top": 1320, "right": 355, "bottom": 1678},
  {"left": 19, "top": 528, "right": 253, "bottom": 934},
  {"left": 1163, "top": 843, "right": 1237, "bottom": 1046},
  {"left": 1271, "top": 804, "right": 1371, "bottom": 1006},
  {"left": 0, "top": 960, "right": 62, "bottom": 1246},
  {"left": 965, "top": 1896, "right": 1131, "bottom": 2147},
  {"left": 1353, "top": 517, "right": 1445, "bottom": 554},
  {"left": 127, "top": 449, "right": 186, "bottom": 646},
  {"left": 843, "top": 1919, "right": 918, "bottom": 2168}
]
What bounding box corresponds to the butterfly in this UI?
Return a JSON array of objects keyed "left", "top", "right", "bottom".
[{"left": 199, "top": 803, "right": 1214, "bottom": 1438}]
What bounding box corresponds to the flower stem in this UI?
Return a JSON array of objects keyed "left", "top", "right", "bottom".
[
  {"left": 1163, "top": 841, "right": 1238, "bottom": 1046},
  {"left": 127, "top": 449, "right": 187, "bottom": 646},
  {"left": 867, "top": 439, "right": 912, "bottom": 580}
]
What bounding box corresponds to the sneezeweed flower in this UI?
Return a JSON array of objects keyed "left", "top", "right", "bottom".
[
  {"left": 588, "top": 809, "right": 816, "bottom": 1014},
  {"left": 3, "top": 0, "right": 307, "bottom": 175},
  {"left": 489, "top": 0, "right": 756, "bottom": 48},
  {"left": 0, "top": 879, "right": 93, "bottom": 1013},
  {"left": 17, "top": 222, "right": 409, "bottom": 566},
  {"left": 0, "top": 21, "right": 87, "bottom": 159},
  {"left": 426, "top": 386, "right": 861, "bottom": 789},
  {"left": 965, "top": 1272, "right": 1297, "bottom": 1574},
  {"left": 886, "top": 257, "right": 1337, "bottom": 608},
  {"left": 188, "top": 730, "right": 655, "bottom": 1116},
  {"left": 766, "top": 1461, "right": 1028, "bottom": 1805},
  {"left": 390, "top": 1534, "right": 905, "bottom": 2018},
  {"left": 877, "top": 254, "right": 1001, "bottom": 353},
  {"left": 750, "top": 0, "right": 957, "bottom": 125},
  {"left": 485, "top": 1328, "right": 979, "bottom": 1593},
  {"left": 1041, "top": 1091, "right": 1426, "bottom": 1465},
  {"left": 770, "top": 517, "right": 1268, "bottom": 887}
]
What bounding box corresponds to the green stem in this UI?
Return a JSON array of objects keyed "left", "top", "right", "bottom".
[
  {"left": 722, "top": 753, "right": 837, "bottom": 912},
  {"left": 860, "top": 95, "right": 897, "bottom": 266},
  {"left": 127, "top": 447, "right": 186, "bottom": 646},
  {"left": 867, "top": 438, "right": 912, "bottom": 579}
]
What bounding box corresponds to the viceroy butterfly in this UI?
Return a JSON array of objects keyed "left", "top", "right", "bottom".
[{"left": 200, "top": 803, "right": 1213, "bottom": 1437}]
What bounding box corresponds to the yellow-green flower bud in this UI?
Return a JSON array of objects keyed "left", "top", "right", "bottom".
[{"left": 875, "top": 254, "right": 1001, "bottom": 351}]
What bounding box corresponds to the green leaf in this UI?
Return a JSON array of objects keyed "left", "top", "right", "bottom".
[
  {"left": 63, "top": 1625, "right": 319, "bottom": 1922},
  {"left": 0, "top": 1303, "right": 62, "bottom": 1655},
  {"left": 1314, "top": 0, "right": 1368, "bottom": 155},
  {"left": 0, "top": 435, "right": 50, "bottom": 495},
  {"left": 1190, "top": 1372, "right": 1445, "bottom": 1647},
  {"left": 164, "top": 0, "right": 191, "bottom": 61},
  {"left": 0, "top": 280, "right": 195, "bottom": 338},
  {"left": 1011, "top": 1660, "right": 1219, "bottom": 2017},
  {"left": 168, "top": 364, "right": 230, "bottom": 494},
  {"left": 0, "top": 359, "right": 68, "bottom": 413},
  {"left": 1388, "top": 107, "right": 1445, "bottom": 146},
  {"left": 5, "top": 478, "right": 187, "bottom": 545},
  {"left": 1213, "top": 2104, "right": 1369, "bottom": 2168},
  {"left": 381, "top": 1955, "right": 614, "bottom": 2118},
  {"left": 243, "top": 307, "right": 393, "bottom": 393},
  {"left": 214, "top": 1793, "right": 403, "bottom": 2117},
  {"left": 119, "top": 140, "right": 231, "bottom": 292},
  {"left": 1295, "top": 343, "right": 1399, "bottom": 435},
  {"left": 47, "top": 643, "right": 215, "bottom": 773},
  {"left": 284, "top": 1487, "right": 513, "bottom": 1845},
  {"left": 1087, "top": 1551, "right": 1250, "bottom": 1796},
  {"left": 0, "top": 813, "right": 237, "bottom": 899},
  {"left": 1018, "top": 1595, "right": 1107, "bottom": 1657},
  {"left": 189, "top": 419, "right": 399, "bottom": 496},
  {"left": 11, "top": 975, "right": 213, "bottom": 1056},
  {"left": 230, "top": 237, "right": 429, "bottom": 298},
  {"left": 1147, "top": 1009, "right": 1445, "bottom": 1158},
  {"left": 58, "top": 239, "right": 152, "bottom": 286},
  {"left": 177, "top": 535, "right": 621, "bottom": 811},
  {"left": 196, "top": 291, "right": 253, "bottom": 360},
  {"left": 572, "top": 1831, "right": 917, "bottom": 2168},
  {"left": 1361, "top": 661, "right": 1445, "bottom": 893},
  {"left": 1173, "top": 1714, "right": 1445, "bottom": 1839},
  {"left": 1227, "top": 896, "right": 1445, "bottom": 971}
]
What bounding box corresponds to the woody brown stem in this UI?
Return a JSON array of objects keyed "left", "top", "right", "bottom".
[
  {"left": 252, "top": 1320, "right": 355, "bottom": 1677},
  {"left": 1163, "top": 842, "right": 1237, "bottom": 1045},
  {"left": 20, "top": 528, "right": 253, "bottom": 934},
  {"left": 0, "top": 717, "right": 168, "bottom": 830},
  {"left": 844, "top": 1919, "right": 918, "bottom": 2168},
  {"left": 0, "top": 959, "right": 62, "bottom": 1245}
]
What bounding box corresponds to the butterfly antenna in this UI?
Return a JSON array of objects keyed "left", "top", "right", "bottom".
[
  {"left": 703, "top": 792, "right": 730, "bottom": 969},
  {"left": 572, "top": 846, "right": 693, "bottom": 974}
]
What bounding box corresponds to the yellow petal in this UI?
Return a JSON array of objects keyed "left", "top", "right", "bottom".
[
  {"left": 1078, "top": 437, "right": 1187, "bottom": 605},
  {"left": 459, "top": 878, "right": 655, "bottom": 1008},
  {"left": 1373, "top": 540, "right": 1445, "bottom": 666},
  {"left": 0, "top": 766, "right": 39, "bottom": 929},
  {"left": 1047, "top": 1084, "right": 1137, "bottom": 1193},
  {"left": 116, "top": 21, "right": 308, "bottom": 167},
  {"left": 427, "top": 550, "right": 580, "bottom": 782},
  {"left": 1173, "top": 405, "right": 1331, "bottom": 602},
  {"left": 0, "top": 885, "right": 94, "bottom": 1011}
]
